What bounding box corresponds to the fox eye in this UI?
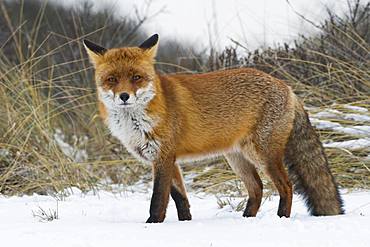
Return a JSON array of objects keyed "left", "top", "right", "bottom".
[
  {"left": 132, "top": 75, "right": 141, "bottom": 81},
  {"left": 107, "top": 76, "right": 117, "bottom": 83}
]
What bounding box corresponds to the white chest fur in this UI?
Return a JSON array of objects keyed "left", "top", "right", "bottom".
[{"left": 106, "top": 108, "right": 160, "bottom": 164}]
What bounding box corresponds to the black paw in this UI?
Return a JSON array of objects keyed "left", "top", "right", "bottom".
[
  {"left": 277, "top": 210, "right": 290, "bottom": 218},
  {"left": 242, "top": 211, "right": 256, "bottom": 218},
  {"left": 178, "top": 210, "right": 192, "bottom": 221},
  {"left": 146, "top": 215, "right": 164, "bottom": 223},
  {"left": 242, "top": 207, "right": 257, "bottom": 217}
]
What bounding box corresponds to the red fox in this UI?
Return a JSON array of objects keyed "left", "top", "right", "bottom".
[{"left": 83, "top": 34, "right": 344, "bottom": 223}]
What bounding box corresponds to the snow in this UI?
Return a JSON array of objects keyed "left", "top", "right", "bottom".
[
  {"left": 309, "top": 118, "right": 342, "bottom": 129},
  {"left": 53, "top": 129, "right": 88, "bottom": 162},
  {"left": 335, "top": 126, "right": 370, "bottom": 137},
  {"left": 0, "top": 189, "right": 369, "bottom": 247},
  {"left": 311, "top": 109, "right": 343, "bottom": 119},
  {"left": 343, "top": 113, "right": 370, "bottom": 122},
  {"left": 343, "top": 105, "right": 368, "bottom": 113},
  {"left": 310, "top": 118, "right": 370, "bottom": 137},
  {"left": 324, "top": 138, "right": 370, "bottom": 150},
  {"left": 0, "top": 148, "right": 10, "bottom": 157},
  {"left": 309, "top": 106, "right": 370, "bottom": 151},
  {"left": 312, "top": 109, "right": 370, "bottom": 122}
]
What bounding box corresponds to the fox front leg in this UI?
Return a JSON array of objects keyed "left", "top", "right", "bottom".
[
  {"left": 146, "top": 154, "right": 176, "bottom": 223},
  {"left": 171, "top": 164, "right": 192, "bottom": 221}
]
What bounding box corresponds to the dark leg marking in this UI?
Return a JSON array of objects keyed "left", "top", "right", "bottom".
[
  {"left": 171, "top": 186, "right": 192, "bottom": 221},
  {"left": 146, "top": 169, "right": 172, "bottom": 223}
]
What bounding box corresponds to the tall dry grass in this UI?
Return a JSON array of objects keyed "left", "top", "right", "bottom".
[
  {"left": 0, "top": 0, "right": 199, "bottom": 195},
  {"left": 0, "top": 0, "right": 368, "bottom": 196},
  {"left": 196, "top": 0, "right": 369, "bottom": 193}
]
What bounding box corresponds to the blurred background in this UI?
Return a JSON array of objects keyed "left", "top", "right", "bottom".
[
  {"left": 0, "top": 0, "right": 369, "bottom": 199},
  {"left": 57, "top": 0, "right": 347, "bottom": 50}
]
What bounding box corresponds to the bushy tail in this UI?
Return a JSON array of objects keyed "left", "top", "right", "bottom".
[{"left": 284, "top": 102, "right": 344, "bottom": 216}]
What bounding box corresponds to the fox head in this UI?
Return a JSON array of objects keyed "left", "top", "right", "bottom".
[{"left": 83, "top": 34, "right": 159, "bottom": 109}]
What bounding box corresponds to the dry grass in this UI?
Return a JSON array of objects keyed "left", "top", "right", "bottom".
[
  {"left": 198, "top": 0, "right": 370, "bottom": 194},
  {"left": 0, "top": 0, "right": 369, "bottom": 197},
  {"left": 0, "top": 53, "right": 150, "bottom": 195},
  {"left": 0, "top": 0, "right": 152, "bottom": 195}
]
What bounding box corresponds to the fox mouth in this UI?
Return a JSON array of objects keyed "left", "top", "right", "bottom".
[{"left": 117, "top": 102, "right": 134, "bottom": 108}]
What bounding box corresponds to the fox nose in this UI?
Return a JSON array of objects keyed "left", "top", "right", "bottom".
[{"left": 119, "top": 92, "right": 130, "bottom": 102}]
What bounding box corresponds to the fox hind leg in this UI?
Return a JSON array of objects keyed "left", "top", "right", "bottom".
[
  {"left": 264, "top": 153, "right": 293, "bottom": 217},
  {"left": 238, "top": 96, "right": 294, "bottom": 218},
  {"left": 239, "top": 138, "right": 292, "bottom": 218},
  {"left": 225, "top": 152, "right": 263, "bottom": 217}
]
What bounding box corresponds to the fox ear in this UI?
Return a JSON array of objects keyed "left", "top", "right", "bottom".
[
  {"left": 83, "top": 39, "right": 107, "bottom": 65},
  {"left": 139, "top": 34, "right": 159, "bottom": 58}
]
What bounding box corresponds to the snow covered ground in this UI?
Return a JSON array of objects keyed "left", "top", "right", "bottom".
[
  {"left": 1, "top": 104, "right": 367, "bottom": 246},
  {"left": 1, "top": 189, "right": 369, "bottom": 247},
  {"left": 309, "top": 105, "right": 370, "bottom": 152}
]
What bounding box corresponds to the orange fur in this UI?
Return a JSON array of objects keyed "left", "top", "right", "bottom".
[{"left": 84, "top": 34, "right": 342, "bottom": 223}]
